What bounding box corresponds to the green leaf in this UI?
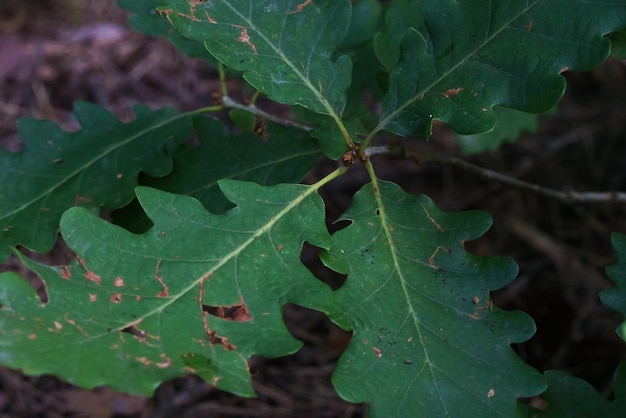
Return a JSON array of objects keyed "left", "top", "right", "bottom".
[
  {"left": 144, "top": 115, "right": 323, "bottom": 214},
  {"left": 159, "top": 0, "right": 352, "bottom": 116},
  {"left": 117, "top": 0, "right": 218, "bottom": 64},
  {"left": 379, "top": 0, "right": 626, "bottom": 137},
  {"left": 456, "top": 106, "right": 540, "bottom": 155},
  {"left": 602, "top": 233, "right": 626, "bottom": 342},
  {"left": 301, "top": 112, "right": 367, "bottom": 159},
  {"left": 0, "top": 103, "right": 191, "bottom": 261},
  {"left": 340, "top": 0, "right": 383, "bottom": 50},
  {"left": 374, "top": 32, "right": 400, "bottom": 72},
  {"left": 373, "top": 0, "right": 421, "bottom": 71},
  {"left": 228, "top": 109, "right": 256, "bottom": 132},
  {"left": 611, "top": 29, "right": 626, "bottom": 59},
  {"left": 0, "top": 181, "right": 334, "bottom": 396},
  {"left": 322, "top": 179, "right": 545, "bottom": 417},
  {"left": 526, "top": 364, "right": 626, "bottom": 417}
]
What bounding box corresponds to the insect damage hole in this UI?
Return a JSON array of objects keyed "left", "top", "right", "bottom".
[
  {"left": 301, "top": 241, "right": 347, "bottom": 290},
  {"left": 203, "top": 298, "right": 252, "bottom": 322},
  {"left": 121, "top": 325, "right": 147, "bottom": 343}
]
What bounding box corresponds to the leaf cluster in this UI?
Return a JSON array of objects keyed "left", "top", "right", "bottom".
[{"left": 1, "top": 1, "right": 626, "bottom": 416}]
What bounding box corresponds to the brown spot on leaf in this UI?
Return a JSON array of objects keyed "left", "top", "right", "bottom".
[
  {"left": 74, "top": 194, "right": 93, "bottom": 205},
  {"left": 28, "top": 334, "right": 37, "bottom": 340},
  {"left": 65, "top": 314, "right": 88, "bottom": 336},
  {"left": 203, "top": 298, "right": 252, "bottom": 322},
  {"left": 54, "top": 321, "right": 62, "bottom": 330},
  {"left": 114, "top": 277, "right": 124, "bottom": 287},
  {"left": 156, "top": 354, "right": 171, "bottom": 368},
  {"left": 487, "top": 388, "right": 495, "bottom": 398},
  {"left": 59, "top": 266, "right": 71, "bottom": 280},
  {"left": 428, "top": 245, "right": 450, "bottom": 269},
  {"left": 109, "top": 293, "right": 122, "bottom": 303},
  {"left": 158, "top": 8, "right": 174, "bottom": 24},
  {"left": 155, "top": 259, "right": 169, "bottom": 297},
  {"left": 89, "top": 294, "right": 97, "bottom": 302},
  {"left": 204, "top": 11, "right": 217, "bottom": 23},
  {"left": 419, "top": 203, "right": 444, "bottom": 231},
  {"left": 373, "top": 347, "right": 382, "bottom": 357},
  {"left": 232, "top": 24, "right": 256, "bottom": 53},
  {"left": 184, "top": 0, "right": 215, "bottom": 23},
  {"left": 469, "top": 299, "right": 493, "bottom": 320},
  {"left": 276, "top": 244, "right": 285, "bottom": 251},
  {"left": 525, "top": 21, "right": 533, "bottom": 31},
  {"left": 122, "top": 325, "right": 147, "bottom": 343},
  {"left": 440, "top": 87, "right": 463, "bottom": 99},
  {"left": 78, "top": 257, "right": 101, "bottom": 284},
  {"left": 136, "top": 356, "right": 151, "bottom": 366},
  {"left": 288, "top": 0, "right": 311, "bottom": 14}
]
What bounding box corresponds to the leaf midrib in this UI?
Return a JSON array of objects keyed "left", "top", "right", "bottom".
[
  {"left": 1, "top": 111, "right": 191, "bottom": 223},
  {"left": 221, "top": 1, "right": 342, "bottom": 119},
  {"left": 375, "top": 0, "right": 541, "bottom": 134},
  {"left": 364, "top": 164, "right": 449, "bottom": 416},
  {"left": 106, "top": 168, "right": 345, "bottom": 333}
]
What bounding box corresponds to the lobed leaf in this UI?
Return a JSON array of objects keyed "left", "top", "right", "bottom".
[
  {"left": 0, "top": 103, "right": 191, "bottom": 261},
  {"left": 526, "top": 364, "right": 626, "bottom": 417},
  {"left": 145, "top": 115, "right": 322, "bottom": 214},
  {"left": 158, "top": 0, "right": 352, "bottom": 117},
  {"left": 378, "top": 0, "right": 626, "bottom": 137},
  {"left": 611, "top": 28, "right": 626, "bottom": 59},
  {"left": 322, "top": 179, "right": 545, "bottom": 417},
  {"left": 602, "top": 232, "right": 626, "bottom": 342},
  {"left": 117, "top": 0, "right": 218, "bottom": 64},
  {"left": 456, "top": 106, "right": 540, "bottom": 155},
  {"left": 0, "top": 181, "right": 334, "bottom": 395},
  {"left": 340, "top": 0, "right": 383, "bottom": 50}
]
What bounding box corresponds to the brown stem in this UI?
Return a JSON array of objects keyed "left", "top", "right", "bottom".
[{"left": 401, "top": 147, "right": 626, "bottom": 204}]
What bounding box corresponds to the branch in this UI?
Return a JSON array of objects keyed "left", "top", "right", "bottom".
[
  {"left": 398, "top": 147, "right": 626, "bottom": 204},
  {"left": 221, "top": 96, "right": 312, "bottom": 131},
  {"left": 216, "top": 62, "right": 312, "bottom": 132}
]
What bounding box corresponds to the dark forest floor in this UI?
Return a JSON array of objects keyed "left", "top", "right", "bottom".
[{"left": 2, "top": 1, "right": 626, "bottom": 417}]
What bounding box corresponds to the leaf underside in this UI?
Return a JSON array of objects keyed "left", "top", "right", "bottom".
[
  {"left": 0, "top": 182, "right": 334, "bottom": 396},
  {"left": 0, "top": 103, "right": 191, "bottom": 261},
  {"left": 322, "top": 180, "right": 545, "bottom": 417}
]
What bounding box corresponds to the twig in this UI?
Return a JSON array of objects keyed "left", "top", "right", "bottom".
[
  {"left": 400, "top": 147, "right": 626, "bottom": 204},
  {"left": 222, "top": 96, "right": 313, "bottom": 131}
]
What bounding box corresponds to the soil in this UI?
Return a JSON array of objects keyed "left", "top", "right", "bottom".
[{"left": 1, "top": 1, "right": 626, "bottom": 417}]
